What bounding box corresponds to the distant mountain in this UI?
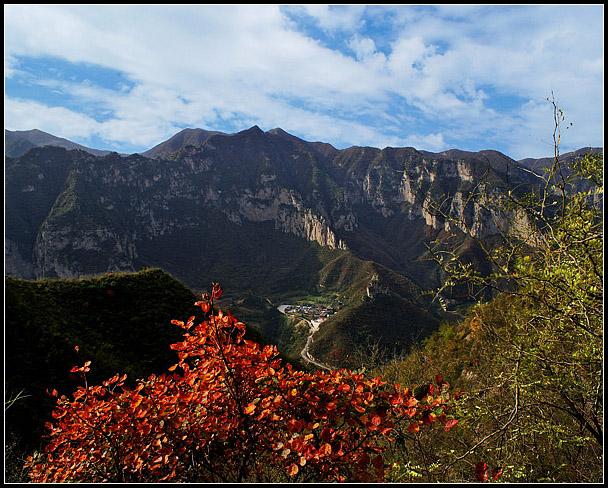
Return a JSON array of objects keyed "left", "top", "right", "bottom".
[
  {"left": 5, "top": 125, "right": 601, "bottom": 366},
  {"left": 142, "top": 126, "right": 339, "bottom": 161},
  {"left": 517, "top": 147, "right": 603, "bottom": 194},
  {"left": 517, "top": 147, "right": 603, "bottom": 175},
  {"left": 5, "top": 129, "right": 111, "bottom": 157}
]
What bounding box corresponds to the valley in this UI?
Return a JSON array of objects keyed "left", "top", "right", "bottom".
[
  {"left": 5, "top": 126, "right": 600, "bottom": 368},
  {"left": 276, "top": 303, "right": 334, "bottom": 370}
]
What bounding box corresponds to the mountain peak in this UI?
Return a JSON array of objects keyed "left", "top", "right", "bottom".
[
  {"left": 242, "top": 125, "right": 264, "bottom": 134},
  {"left": 142, "top": 127, "right": 225, "bottom": 159},
  {"left": 266, "top": 127, "right": 305, "bottom": 141},
  {"left": 267, "top": 127, "right": 289, "bottom": 136},
  {"left": 5, "top": 128, "right": 110, "bottom": 158}
]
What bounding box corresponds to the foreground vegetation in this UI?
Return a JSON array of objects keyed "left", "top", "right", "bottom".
[
  {"left": 376, "top": 149, "right": 603, "bottom": 482},
  {"left": 5, "top": 269, "right": 199, "bottom": 481},
  {"left": 24, "top": 284, "right": 457, "bottom": 482}
]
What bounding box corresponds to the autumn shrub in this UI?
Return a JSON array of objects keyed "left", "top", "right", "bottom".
[{"left": 25, "top": 283, "right": 457, "bottom": 483}]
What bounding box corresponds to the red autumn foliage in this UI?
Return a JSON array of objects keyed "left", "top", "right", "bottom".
[
  {"left": 25, "top": 284, "right": 457, "bottom": 483},
  {"left": 475, "top": 462, "right": 504, "bottom": 482},
  {"left": 476, "top": 462, "right": 489, "bottom": 482}
]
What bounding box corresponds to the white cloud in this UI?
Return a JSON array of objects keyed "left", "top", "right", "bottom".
[
  {"left": 348, "top": 36, "right": 377, "bottom": 61},
  {"left": 4, "top": 5, "right": 603, "bottom": 157},
  {"left": 5, "top": 98, "right": 101, "bottom": 140},
  {"left": 295, "top": 5, "right": 366, "bottom": 32},
  {"left": 402, "top": 132, "right": 447, "bottom": 152}
]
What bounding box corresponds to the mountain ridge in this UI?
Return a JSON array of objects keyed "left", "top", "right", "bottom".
[
  {"left": 5, "top": 129, "right": 112, "bottom": 157},
  {"left": 6, "top": 127, "right": 601, "bottom": 290},
  {"left": 6, "top": 125, "right": 601, "bottom": 164}
]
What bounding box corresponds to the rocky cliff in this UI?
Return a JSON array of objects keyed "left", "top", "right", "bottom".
[{"left": 6, "top": 126, "right": 572, "bottom": 292}]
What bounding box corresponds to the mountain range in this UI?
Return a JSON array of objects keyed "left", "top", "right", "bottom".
[{"left": 4, "top": 126, "right": 601, "bottom": 365}]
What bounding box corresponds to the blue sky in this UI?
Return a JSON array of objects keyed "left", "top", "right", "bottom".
[{"left": 4, "top": 5, "right": 604, "bottom": 158}]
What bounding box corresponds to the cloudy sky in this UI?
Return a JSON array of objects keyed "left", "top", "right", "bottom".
[{"left": 4, "top": 5, "right": 604, "bottom": 158}]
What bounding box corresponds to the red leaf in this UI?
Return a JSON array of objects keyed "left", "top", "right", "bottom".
[
  {"left": 319, "top": 443, "right": 332, "bottom": 456},
  {"left": 444, "top": 418, "right": 459, "bottom": 432},
  {"left": 389, "top": 393, "right": 403, "bottom": 405},
  {"left": 243, "top": 403, "right": 256, "bottom": 415},
  {"left": 351, "top": 401, "right": 366, "bottom": 413},
  {"left": 422, "top": 412, "right": 436, "bottom": 425},
  {"left": 131, "top": 395, "right": 143, "bottom": 410},
  {"left": 212, "top": 283, "right": 223, "bottom": 300},
  {"left": 475, "top": 462, "right": 489, "bottom": 482}
]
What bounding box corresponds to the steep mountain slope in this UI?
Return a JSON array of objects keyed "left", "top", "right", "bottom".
[
  {"left": 5, "top": 129, "right": 111, "bottom": 157},
  {"left": 309, "top": 255, "right": 441, "bottom": 367}
]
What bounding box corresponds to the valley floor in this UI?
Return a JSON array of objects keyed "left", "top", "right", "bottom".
[{"left": 277, "top": 304, "right": 333, "bottom": 370}]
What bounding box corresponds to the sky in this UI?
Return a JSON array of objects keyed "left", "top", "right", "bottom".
[{"left": 4, "top": 4, "right": 604, "bottom": 159}]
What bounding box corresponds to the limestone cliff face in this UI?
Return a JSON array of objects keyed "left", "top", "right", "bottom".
[
  {"left": 274, "top": 207, "right": 347, "bottom": 250},
  {"left": 13, "top": 151, "right": 350, "bottom": 279},
  {"left": 205, "top": 181, "right": 346, "bottom": 250},
  {"left": 341, "top": 148, "right": 534, "bottom": 240}
]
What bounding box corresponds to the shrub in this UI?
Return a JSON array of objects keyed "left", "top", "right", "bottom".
[{"left": 26, "top": 283, "right": 456, "bottom": 483}]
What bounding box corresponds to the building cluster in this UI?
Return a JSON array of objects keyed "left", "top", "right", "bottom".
[{"left": 283, "top": 303, "right": 337, "bottom": 321}]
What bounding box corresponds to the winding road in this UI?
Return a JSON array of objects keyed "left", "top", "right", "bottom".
[{"left": 277, "top": 306, "right": 332, "bottom": 370}]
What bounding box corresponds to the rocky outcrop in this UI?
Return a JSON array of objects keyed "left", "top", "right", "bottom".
[
  {"left": 204, "top": 183, "right": 347, "bottom": 249},
  {"left": 347, "top": 150, "right": 531, "bottom": 239},
  {"left": 275, "top": 207, "right": 347, "bottom": 250},
  {"left": 366, "top": 273, "right": 389, "bottom": 299}
]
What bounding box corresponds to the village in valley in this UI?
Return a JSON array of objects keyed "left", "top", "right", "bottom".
[{"left": 277, "top": 302, "right": 341, "bottom": 323}]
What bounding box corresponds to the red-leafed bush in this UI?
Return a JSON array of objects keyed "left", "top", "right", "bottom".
[{"left": 26, "top": 283, "right": 456, "bottom": 483}]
